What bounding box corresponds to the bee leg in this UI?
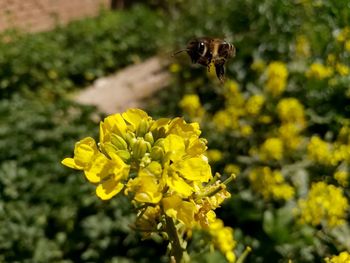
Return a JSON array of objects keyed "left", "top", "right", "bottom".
[{"left": 214, "top": 62, "right": 225, "bottom": 83}]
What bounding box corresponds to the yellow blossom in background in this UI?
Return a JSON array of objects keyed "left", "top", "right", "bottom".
[
  {"left": 259, "top": 115, "right": 272, "bottom": 124},
  {"left": 278, "top": 123, "right": 304, "bottom": 150},
  {"left": 265, "top": 61, "right": 288, "bottom": 97},
  {"left": 325, "top": 251, "right": 350, "bottom": 263},
  {"left": 307, "top": 136, "right": 333, "bottom": 165},
  {"left": 240, "top": 124, "right": 253, "bottom": 137},
  {"left": 179, "top": 94, "right": 205, "bottom": 119},
  {"left": 336, "top": 27, "right": 350, "bottom": 43},
  {"left": 295, "top": 35, "right": 311, "bottom": 58},
  {"left": 336, "top": 63, "right": 350, "bottom": 76},
  {"left": 206, "top": 149, "right": 223, "bottom": 163},
  {"left": 327, "top": 54, "right": 336, "bottom": 65},
  {"left": 259, "top": 137, "right": 284, "bottom": 161},
  {"left": 334, "top": 170, "right": 349, "bottom": 187},
  {"left": 213, "top": 108, "right": 240, "bottom": 131},
  {"left": 249, "top": 167, "right": 294, "bottom": 201},
  {"left": 224, "top": 164, "right": 240, "bottom": 175},
  {"left": 245, "top": 94, "right": 265, "bottom": 116},
  {"left": 277, "top": 98, "right": 305, "bottom": 128},
  {"left": 345, "top": 40, "right": 350, "bottom": 52},
  {"left": 306, "top": 62, "right": 333, "bottom": 79},
  {"left": 224, "top": 80, "right": 245, "bottom": 107},
  {"left": 251, "top": 59, "right": 266, "bottom": 73},
  {"left": 208, "top": 218, "right": 236, "bottom": 263},
  {"left": 297, "top": 182, "right": 349, "bottom": 228}
]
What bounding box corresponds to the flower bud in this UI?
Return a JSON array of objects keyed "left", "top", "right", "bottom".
[
  {"left": 144, "top": 131, "right": 154, "bottom": 145},
  {"left": 150, "top": 146, "right": 164, "bottom": 161},
  {"left": 136, "top": 119, "right": 150, "bottom": 137},
  {"left": 154, "top": 138, "right": 165, "bottom": 148},
  {"left": 111, "top": 134, "right": 128, "bottom": 150},
  {"left": 125, "top": 131, "right": 136, "bottom": 146},
  {"left": 116, "top": 150, "right": 131, "bottom": 163},
  {"left": 132, "top": 138, "right": 148, "bottom": 160}
]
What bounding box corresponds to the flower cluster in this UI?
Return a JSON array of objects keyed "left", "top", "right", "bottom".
[
  {"left": 62, "top": 108, "right": 234, "bottom": 261},
  {"left": 264, "top": 61, "right": 289, "bottom": 97},
  {"left": 249, "top": 166, "right": 294, "bottom": 201},
  {"left": 179, "top": 94, "right": 205, "bottom": 120},
  {"left": 297, "top": 182, "right": 349, "bottom": 228},
  {"left": 325, "top": 251, "right": 350, "bottom": 263},
  {"left": 305, "top": 62, "right": 333, "bottom": 79},
  {"left": 208, "top": 218, "right": 236, "bottom": 262}
]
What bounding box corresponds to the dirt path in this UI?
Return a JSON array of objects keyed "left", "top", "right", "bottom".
[{"left": 75, "top": 56, "right": 170, "bottom": 114}]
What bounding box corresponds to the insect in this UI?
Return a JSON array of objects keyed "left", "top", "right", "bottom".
[{"left": 173, "top": 37, "right": 236, "bottom": 82}]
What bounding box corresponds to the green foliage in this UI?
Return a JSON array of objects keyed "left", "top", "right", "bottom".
[
  {"left": 0, "top": 96, "right": 166, "bottom": 262},
  {"left": 0, "top": 5, "right": 164, "bottom": 97},
  {"left": 148, "top": 0, "right": 350, "bottom": 262}
]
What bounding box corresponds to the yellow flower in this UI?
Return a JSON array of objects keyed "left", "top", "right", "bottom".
[
  {"left": 224, "top": 80, "right": 244, "bottom": 107},
  {"left": 162, "top": 195, "right": 197, "bottom": 227},
  {"left": 206, "top": 149, "right": 223, "bottom": 163},
  {"left": 298, "top": 182, "right": 349, "bottom": 228},
  {"left": 334, "top": 170, "right": 349, "bottom": 187},
  {"left": 295, "top": 35, "right": 310, "bottom": 58},
  {"left": 240, "top": 124, "right": 253, "bottom": 137},
  {"left": 345, "top": 40, "right": 350, "bottom": 52},
  {"left": 179, "top": 94, "right": 205, "bottom": 119},
  {"left": 249, "top": 167, "right": 294, "bottom": 201},
  {"left": 62, "top": 137, "right": 129, "bottom": 200},
  {"left": 325, "top": 251, "right": 350, "bottom": 263},
  {"left": 307, "top": 136, "right": 332, "bottom": 165},
  {"left": 306, "top": 63, "right": 333, "bottom": 79},
  {"left": 259, "top": 137, "right": 284, "bottom": 161},
  {"left": 251, "top": 59, "right": 266, "bottom": 72},
  {"left": 278, "top": 123, "right": 303, "bottom": 150},
  {"left": 265, "top": 61, "right": 288, "bottom": 97},
  {"left": 63, "top": 108, "right": 232, "bottom": 235},
  {"left": 224, "top": 164, "right": 240, "bottom": 175},
  {"left": 245, "top": 94, "right": 265, "bottom": 116},
  {"left": 208, "top": 218, "right": 236, "bottom": 262},
  {"left": 277, "top": 98, "right": 305, "bottom": 127},
  {"left": 336, "top": 63, "right": 350, "bottom": 76},
  {"left": 213, "top": 109, "right": 237, "bottom": 131},
  {"left": 336, "top": 27, "right": 350, "bottom": 43}
]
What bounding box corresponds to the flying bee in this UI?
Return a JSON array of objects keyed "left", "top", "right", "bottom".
[{"left": 173, "top": 37, "right": 236, "bottom": 82}]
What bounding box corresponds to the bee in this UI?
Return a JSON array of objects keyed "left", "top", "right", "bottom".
[{"left": 173, "top": 37, "right": 236, "bottom": 82}]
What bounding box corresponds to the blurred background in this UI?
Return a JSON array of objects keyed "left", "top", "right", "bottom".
[{"left": 1, "top": 0, "right": 350, "bottom": 262}]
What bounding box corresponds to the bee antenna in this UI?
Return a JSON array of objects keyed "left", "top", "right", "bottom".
[{"left": 172, "top": 49, "right": 189, "bottom": 57}]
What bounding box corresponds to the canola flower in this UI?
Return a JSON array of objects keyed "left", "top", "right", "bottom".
[
  {"left": 179, "top": 94, "right": 205, "bottom": 120},
  {"left": 297, "top": 182, "right": 349, "bottom": 228},
  {"left": 265, "top": 61, "right": 289, "bottom": 97},
  {"left": 295, "top": 35, "right": 311, "bottom": 58},
  {"left": 334, "top": 170, "right": 349, "bottom": 187},
  {"left": 208, "top": 218, "right": 236, "bottom": 262},
  {"left": 62, "top": 108, "right": 235, "bottom": 262},
  {"left": 325, "top": 251, "right": 350, "bottom": 263},
  {"left": 305, "top": 62, "right": 333, "bottom": 79},
  {"left": 259, "top": 137, "right": 284, "bottom": 161},
  {"left": 249, "top": 166, "right": 294, "bottom": 201}
]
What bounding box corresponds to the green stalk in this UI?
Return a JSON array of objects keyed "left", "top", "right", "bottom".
[{"left": 165, "top": 216, "right": 185, "bottom": 263}]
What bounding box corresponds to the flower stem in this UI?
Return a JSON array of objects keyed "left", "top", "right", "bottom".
[{"left": 165, "top": 216, "right": 185, "bottom": 263}]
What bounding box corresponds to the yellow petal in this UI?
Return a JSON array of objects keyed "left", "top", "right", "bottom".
[
  {"left": 122, "top": 108, "right": 148, "bottom": 131},
  {"left": 163, "top": 134, "right": 186, "bottom": 161},
  {"left": 173, "top": 157, "right": 212, "bottom": 182},
  {"left": 61, "top": 158, "right": 82, "bottom": 169},
  {"left": 73, "top": 137, "right": 98, "bottom": 167},
  {"left": 96, "top": 179, "right": 124, "bottom": 200},
  {"left": 167, "top": 174, "right": 193, "bottom": 197},
  {"left": 101, "top": 113, "right": 127, "bottom": 141}
]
